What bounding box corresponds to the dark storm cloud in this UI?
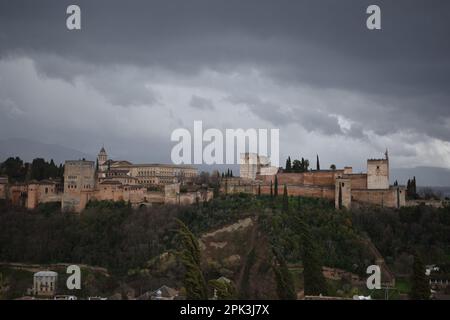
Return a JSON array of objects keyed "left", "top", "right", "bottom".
[
  {"left": 1, "top": 0, "right": 449, "bottom": 93},
  {"left": 226, "top": 95, "right": 343, "bottom": 136},
  {"left": 0, "top": 0, "right": 449, "bottom": 168}
]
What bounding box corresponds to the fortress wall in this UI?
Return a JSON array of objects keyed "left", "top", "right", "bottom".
[
  {"left": 259, "top": 171, "right": 342, "bottom": 186},
  {"left": 96, "top": 185, "right": 121, "bottom": 201},
  {"left": 260, "top": 184, "right": 335, "bottom": 200},
  {"left": 348, "top": 174, "right": 368, "bottom": 189},
  {"left": 351, "top": 188, "right": 402, "bottom": 208},
  {"left": 144, "top": 191, "right": 164, "bottom": 203},
  {"left": 124, "top": 187, "right": 147, "bottom": 204},
  {"left": 9, "top": 185, "right": 28, "bottom": 206}
]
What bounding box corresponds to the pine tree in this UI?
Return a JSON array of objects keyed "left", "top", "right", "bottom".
[
  {"left": 175, "top": 218, "right": 208, "bottom": 300},
  {"left": 274, "top": 175, "right": 278, "bottom": 197},
  {"left": 410, "top": 252, "right": 430, "bottom": 300},
  {"left": 316, "top": 154, "right": 320, "bottom": 171},
  {"left": 294, "top": 216, "right": 327, "bottom": 295},
  {"left": 282, "top": 184, "right": 289, "bottom": 213}
]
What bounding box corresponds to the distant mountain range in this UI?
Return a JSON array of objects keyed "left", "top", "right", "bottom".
[
  {"left": 0, "top": 138, "right": 93, "bottom": 165},
  {"left": 391, "top": 166, "right": 450, "bottom": 188}
]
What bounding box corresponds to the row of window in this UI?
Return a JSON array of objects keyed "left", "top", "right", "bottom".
[
  {"left": 137, "top": 170, "right": 196, "bottom": 177},
  {"left": 67, "top": 184, "right": 92, "bottom": 190}
]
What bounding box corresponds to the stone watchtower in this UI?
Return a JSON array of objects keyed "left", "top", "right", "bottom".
[
  {"left": 97, "top": 146, "right": 108, "bottom": 174},
  {"left": 367, "top": 149, "right": 389, "bottom": 190},
  {"left": 61, "top": 160, "right": 96, "bottom": 212},
  {"left": 335, "top": 177, "right": 351, "bottom": 209}
]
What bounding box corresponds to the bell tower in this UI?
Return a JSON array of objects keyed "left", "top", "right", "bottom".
[{"left": 97, "top": 146, "right": 108, "bottom": 174}]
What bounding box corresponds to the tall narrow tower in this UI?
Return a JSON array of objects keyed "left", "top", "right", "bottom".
[{"left": 97, "top": 146, "right": 108, "bottom": 174}]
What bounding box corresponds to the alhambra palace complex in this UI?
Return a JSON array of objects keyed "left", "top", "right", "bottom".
[
  {"left": 235, "top": 150, "right": 406, "bottom": 209},
  {"left": 0, "top": 147, "right": 407, "bottom": 212}
]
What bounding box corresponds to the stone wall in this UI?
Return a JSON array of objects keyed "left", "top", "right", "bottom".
[
  {"left": 352, "top": 187, "right": 405, "bottom": 208},
  {"left": 347, "top": 174, "right": 367, "bottom": 189},
  {"left": 258, "top": 171, "right": 343, "bottom": 187},
  {"left": 26, "top": 183, "right": 61, "bottom": 209}
]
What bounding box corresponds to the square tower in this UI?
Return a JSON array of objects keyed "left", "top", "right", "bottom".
[
  {"left": 62, "top": 160, "right": 96, "bottom": 212},
  {"left": 367, "top": 154, "right": 389, "bottom": 190}
]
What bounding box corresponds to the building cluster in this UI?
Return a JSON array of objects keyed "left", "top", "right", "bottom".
[
  {"left": 0, "top": 147, "right": 213, "bottom": 212},
  {"left": 232, "top": 150, "right": 406, "bottom": 209},
  {"left": 0, "top": 147, "right": 412, "bottom": 211}
]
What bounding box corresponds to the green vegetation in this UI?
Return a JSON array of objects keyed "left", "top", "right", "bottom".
[
  {"left": 410, "top": 252, "right": 430, "bottom": 300},
  {"left": 295, "top": 215, "right": 327, "bottom": 295},
  {"left": 175, "top": 219, "right": 208, "bottom": 299},
  {"left": 352, "top": 204, "right": 450, "bottom": 266},
  {"left": 272, "top": 247, "right": 296, "bottom": 299},
  {"left": 284, "top": 156, "right": 310, "bottom": 173},
  {"left": 1, "top": 193, "right": 450, "bottom": 299},
  {"left": 208, "top": 278, "right": 237, "bottom": 300},
  {"left": 0, "top": 157, "right": 63, "bottom": 182}
]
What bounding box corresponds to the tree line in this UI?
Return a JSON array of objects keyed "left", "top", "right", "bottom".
[{"left": 0, "top": 157, "right": 64, "bottom": 182}]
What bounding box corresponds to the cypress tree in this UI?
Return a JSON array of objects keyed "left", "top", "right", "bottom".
[
  {"left": 338, "top": 184, "right": 342, "bottom": 209},
  {"left": 410, "top": 252, "right": 430, "bottom": 300},
  {"left": 274, "top": 175, "right": 278, "bottom": 197},
  {"left": 316, "top": 154, "right": 320, "bottom": 171},
  {"left": 272, "top": 247, "right": 296, "bottom": 300},
  {"left": 175, "top": 219, "right": 208, "bottom": 300},
  {"left": 285, "top": 157, "right": 292, "bottom": 172},
  {"left": 270, "top": 180, "right": 273, "bottom": 198},
  {"left": 282, "top": 184, "right": 289, "bottom": 213},
  {"left": 294, "top": 216, "right": 327, "bottom": 295},
  {"left": 258, "top": 184, "right": 261, "bottom": 197}
]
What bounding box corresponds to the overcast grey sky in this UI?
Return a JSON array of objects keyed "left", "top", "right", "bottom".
[{"left": 0, "top": 0, "right": 449, "bottom": 172}]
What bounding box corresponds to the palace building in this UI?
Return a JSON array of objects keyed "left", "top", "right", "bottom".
[{"left": 1, "top": 147, "right": 210, "bottom": 213}]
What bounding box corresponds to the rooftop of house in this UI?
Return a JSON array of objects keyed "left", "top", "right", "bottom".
[{"left": 34, "top": 271, "right": 58, "bottom": 277}]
